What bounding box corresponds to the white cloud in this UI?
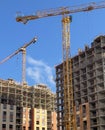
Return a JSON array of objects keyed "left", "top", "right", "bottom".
[{"left": 26, "top": 56, "right": 55, "bottom": 90}]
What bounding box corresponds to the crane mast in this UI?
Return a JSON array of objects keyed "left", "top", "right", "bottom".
[
  {"left": 0, "top": 37, "right": 37, "bottom": 84},
  {"left": 16, "top": 1, "right": 105, "bottom": 129},
  {"left": 62, "top": 15, "right": 75, "bottom": 130},
  {"left": 21, "top": 47, "right": 26, "bottom": 84}
]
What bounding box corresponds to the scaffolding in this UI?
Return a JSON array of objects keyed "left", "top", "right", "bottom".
[{"left": 0, "top": 79, "right": 56, "bottom": 130}]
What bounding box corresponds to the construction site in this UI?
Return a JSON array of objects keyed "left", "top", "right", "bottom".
[
  {"left": 0, "top": 78, "right": 56, "bottom": 130},
  {"left": 0, "top": 0, "right": 105, "bottom": 130},
  {"left": 56, "top": 35, "right": 105, "bottom": 130}
]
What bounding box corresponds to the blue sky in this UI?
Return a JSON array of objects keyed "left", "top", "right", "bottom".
[{"left": 0, "top": 0, "right": 105, "bottom": 92}]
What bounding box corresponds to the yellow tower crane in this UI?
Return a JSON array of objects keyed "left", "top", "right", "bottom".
[
  {"left": 0, "top": 37, "right": 37, "bottom": 85},
  {"left": 16, "top": 1, "right": 105, "bottom": 129}
]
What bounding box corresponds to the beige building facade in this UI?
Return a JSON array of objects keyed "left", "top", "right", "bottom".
[{"left": 0, "top": 104, "right": 16, "bottom": 130}]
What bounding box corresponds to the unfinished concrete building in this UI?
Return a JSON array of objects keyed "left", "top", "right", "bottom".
[
  {"left": 0, "top": 79, "right": 56, "bottom": 130},
  {"left": 56, "top": 35, "right": 105, "bottom": 130}
]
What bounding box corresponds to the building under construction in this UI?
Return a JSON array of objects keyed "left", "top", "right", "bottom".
[
  {"left": 0, "top": 78, "right": 57, "bottom": 130},
  {"left": 56, "top": 35, "right": 105, "bottom": 130}
]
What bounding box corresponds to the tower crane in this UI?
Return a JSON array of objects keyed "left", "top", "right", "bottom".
[
  {"left": 0, "top": 37, "right": 37, "bottom": 85},
  {"left": 16, "top": 1, "right": 105, "bottom": 129}
]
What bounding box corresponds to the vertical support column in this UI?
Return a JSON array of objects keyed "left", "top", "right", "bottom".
[{"left": 21, "top": 48, "right": 26, "bottom": 85}]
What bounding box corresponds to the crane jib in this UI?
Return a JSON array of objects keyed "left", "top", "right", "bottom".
[{"left": 16, "top": 1, "right": 105, "bottom": 22}]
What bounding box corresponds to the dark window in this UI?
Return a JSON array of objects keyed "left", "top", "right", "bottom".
[
  {"left": 2, "top": 124, "right": 6, "bottom": 128},
  {"left": 36, "top": 121, "right": 39, "bottom": 125},
  {"left": 28, "top": 127, "right": 31, "bottom": 130},
  {"left": 9, "top": 125, "right": 13, "bottom": 128},
  {"left": 36, "top": 127, "right": 39, "bottom": 130},
  {"left": 3, "top": 111, "right": 6, "bottom": 122},
  {"left": 23, "top": 126, "right": 26, "bottom": 130},
  {"left": 83, "top": 120, "right": 87, "bottom": 130}
]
